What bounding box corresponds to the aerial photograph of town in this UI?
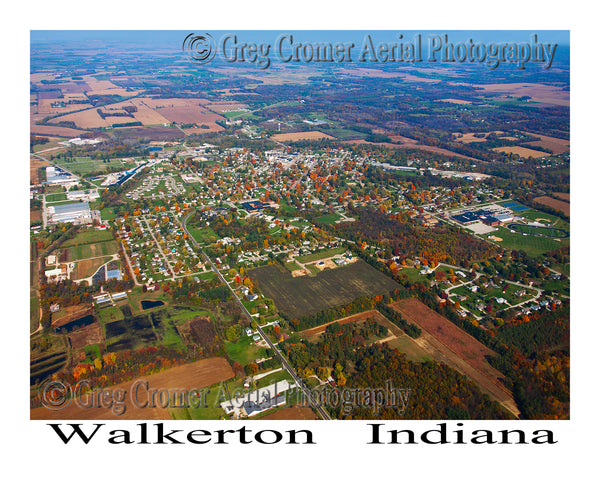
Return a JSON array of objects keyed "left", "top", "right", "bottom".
[{"left": 28, "top": 29, "right": 571, "bottom": 424}]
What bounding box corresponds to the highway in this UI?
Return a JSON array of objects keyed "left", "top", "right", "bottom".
[{"left": 180, "top": 211, "right": 331, "bottom": 420}]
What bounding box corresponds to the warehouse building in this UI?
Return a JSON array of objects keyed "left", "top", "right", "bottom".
[{"left": 47, "top": 202, "right": 92, "bottom": 225}]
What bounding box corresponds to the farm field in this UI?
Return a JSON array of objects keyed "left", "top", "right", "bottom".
[
  {"left": 71, "top": 255, "right": 113, "bottom": 280},
  {"left": 30, "top": 357, "right": 234, "bottom": 420},
  {"left": 392, "top": 298, "right": 501, "bottom": 380},
  {"left": 60, "top": 228, "right": 115, "bottom": 248},
  {"left": 391, "top": 298, "right": 519, "bottom": 417},
  {"left": 493, "top": 146, "right": 548, "bottom": 158},
  {"left": 249, "top": 260, "right": 401, "bottom": 320},
  {"left": 533, "top": 196, "right": 570, "bottom": 217},
  {"left": 523, "top": 133, "right": 570, "bottom": 154},
  {"left": 468, "top": 82, "right": 570, "bottom": 106},
  {"left": 271, "top": 131, "right": 336, "bottom": 142}
]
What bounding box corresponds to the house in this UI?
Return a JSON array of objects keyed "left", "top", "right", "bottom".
[
  {"left": 245, "top": 328, "right": 253, "bottom": 336},
  {"left": 252, "top": 334, "right": 261, "bottom": 343}
]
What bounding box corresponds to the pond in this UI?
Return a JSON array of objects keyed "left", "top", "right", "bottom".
[{"left": 141, "top": 300, "right": 165, "bottom": 310}]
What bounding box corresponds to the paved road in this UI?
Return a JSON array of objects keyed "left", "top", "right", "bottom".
[{"left": 181, "top": 211, "right": 331, "bottom": 420}]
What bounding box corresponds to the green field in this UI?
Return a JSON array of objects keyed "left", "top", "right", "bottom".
[
  {"left": 45, "top": 192, "right": 67, "bottom": 202},
  {"left": 224, "top": 335, "right": 268, "bottom": 366},
  {"left": 67, "top": 241, "right": 117, "bottom": 261},
  {"left": 61, "top": 228, "right": 115, "bottom": 248},
  {"left": 486, "top": 227, "right": 568, "bottom": 256},
  {"left": 187, "top": 224, "right": 220, "bottom": 244},
  {"left": 249, "top": 260, "right": 401, "bottom": 320},
  {"left": 314, "top": 213, "right": 342, "bottom": 225},
  {"left": 507, "top": 223, "right": 568, "bottom": 238},
  {"left": 54, "top": 156, "right": 136, "bottom": 176},
  {"left": 386, "top": 335, "right": 432, "bottom": 362}
]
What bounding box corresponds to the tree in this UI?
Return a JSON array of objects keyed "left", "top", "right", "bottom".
[{"left": 245, "top": 362, "right": 259, "bottom": 376}]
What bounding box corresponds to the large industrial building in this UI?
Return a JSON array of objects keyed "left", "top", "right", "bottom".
[
  {"left": 45, "top": 166, "right": 78, "bottom": 187},
  {"left": 47, "top": 202, "right": 92, "bottom": 225}
]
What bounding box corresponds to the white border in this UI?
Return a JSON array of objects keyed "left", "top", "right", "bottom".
[{"left": 5, "top": 1, "right": 597, "bottom": 477}]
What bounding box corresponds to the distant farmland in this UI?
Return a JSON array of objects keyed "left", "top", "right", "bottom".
[{"left": 249, "top": 260, "right": 400, "bottom": 320}]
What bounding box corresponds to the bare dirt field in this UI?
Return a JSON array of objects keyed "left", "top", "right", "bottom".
[
  {"left": 259, "top": 406, "right": 318, "bottom": 420},
  {"left": 554, "top": 192, "right": 570, "bottom": 201},
  {"left": 68, "top": 322, "right": 104, "bottom": 350},
  {"left": 533, "top": 196, "right": 570, "bottom": 217},
  {"left": 30, "top": 357, "right": 234, "bottom": 420},
  {"left": 392, "top": 298, "right": 519, "bottom": 417},
  {"left": 272, "top": 131, "right": 336, "bottom": 142},
  {"left": 30, "top": 210, "right": 42, "bottom": 223},
  {"left": 493, "top": 146, "right": 548, "bottom": 158}
]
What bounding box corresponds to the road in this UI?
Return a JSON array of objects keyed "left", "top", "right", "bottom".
[{"left": 180, "top": 211, "right": 331, "bottom": 420}]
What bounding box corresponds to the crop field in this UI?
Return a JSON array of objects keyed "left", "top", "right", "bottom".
[
  {"left": 391, "top": 298, "right": 519, "bottom": 417},
  {"left": 61, "top": 228, "right": 115, "bottom": 248},
  {"left": 493, "top": 146, "right": 548, "bottom": 158},
  {"left": 30, "top": 357, "right": 234, "bottom": 420},
  {"left": 271, "top": 131, "right": 336, "bottom": 142},
  {"left": 523, "top": 134, "right": 570, "bottom": 154},
  {"left": 68, "top": 322, "right": 104, "bottom": 350},
  {"left": 471, "top": 82, "right": 570, "bottom": 106},
  {"left": 533, "top": 196, "right": 570, "bottom": 217},
  {"left": 249, "top": 260, "right": 401, "bottom": 320},
  {"left": 67, "top": 240, "right": 117, "bottom": 260},
  {"left": 393, "top": 298, "right": 498, "bottom": 375},
  {"left": 29, "top": 122, "right": 87, "bottom": 138}
]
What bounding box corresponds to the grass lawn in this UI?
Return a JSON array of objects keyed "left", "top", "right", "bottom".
[
  {"left": 45, "top": 192, "right": 67, "bottom": 202},
  {"left": 284, "top": 261, "right": 302, "bottom": 272},
  {"left": 314, "top": 213, "right": 341, "bottom": 225},
  {"left": 98, "top": 305, "right": 125, "bottom": 324},
  {"left": 485, "top": 227, "right": 568, "bottom": 256},
  {"left": 187, "top": 224, "right": 220, "bottom": 244},
  {"left": 224, "top": 335, "right": 268, "bottom": 366},
  {"left": 61, "top": 228, "right": 115, "bottom": 247}
]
